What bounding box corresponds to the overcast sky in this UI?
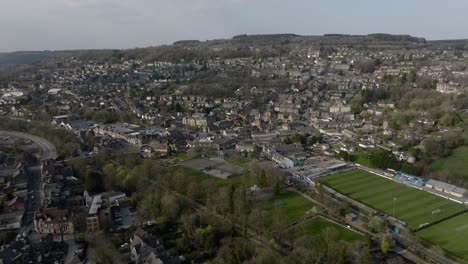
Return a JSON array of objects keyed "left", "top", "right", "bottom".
[{"left": 1, "top": 0, "right": 468, "bottom": 52}]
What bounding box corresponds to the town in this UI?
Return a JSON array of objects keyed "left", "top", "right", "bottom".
[{"left": 0, "top": 34, "right": 467, "bottom": 263}]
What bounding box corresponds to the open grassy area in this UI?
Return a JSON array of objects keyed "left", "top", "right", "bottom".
[
  {"left": 177, "top": 166, "right": 227, "bottom": 186},
  {"left": 288, "top": 216, "right": 364, "bottom": 242},
  {"left": 262, "top": 191, "right": 315, "bottom": 225},
  {"left": 319, "top": 169, "right": 466, "bottom": 230},
  {"left": 354, "top": 151, "right": 373, "bottom": 167},
  {"left": 224, "top": 156, "right": 251, "bottom": 168},
  {"left": 430, "top": 146, "right": 468, "bottom": 180},
  {"left": 174, "top": 154, "right": 194, "bottom": 161},
  {"left": 177, "top": 165, "right": 257, "bottom": 187},
  {"left": 418, "top": 213, "right": 468, "bottom": 260}
]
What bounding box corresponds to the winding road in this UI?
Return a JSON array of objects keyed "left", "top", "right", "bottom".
[{"left": 0, "top": 130, "right": 57, "bottom": 159}]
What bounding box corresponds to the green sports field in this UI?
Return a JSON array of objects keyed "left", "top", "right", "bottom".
[
  {"left": 319, "top": 169, "right": 466, "bottom": 230},
  {"left": 288, "top": 216, "right": 364, "bottom": 242},
  {"left": 418, "top": 213, "right": 468, "bottom": 259}
]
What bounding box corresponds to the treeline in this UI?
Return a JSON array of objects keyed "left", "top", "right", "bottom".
[
  {"left": 74, "top": 45, "right": 289, "bottom": 64},
  {"left": 367, "top": 34, "right": 426, "bottom": 43},
  {"left": 338, "top": 149, "right": 422, "bottom": 176},
  {"left": 421, "top": 130, "right": 468, "bottom": 160}
]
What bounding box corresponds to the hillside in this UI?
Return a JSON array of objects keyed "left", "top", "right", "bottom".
[{"left": 0, "top": 33, "right": 433, "bottom": 67}]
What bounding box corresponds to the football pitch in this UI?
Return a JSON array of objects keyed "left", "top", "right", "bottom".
[
  {"left": 418, "top": 212, "right": 468, "bottom": 259},
  {"left": 319, "top": 169, "right": 466, "bottom": 230}
]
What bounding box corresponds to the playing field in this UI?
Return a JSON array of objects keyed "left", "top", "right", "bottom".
[
  {"left": 418, "top": 213, "right": 468, "bottom": 259},
  {"left": 319, "top": 169, "right": 466, "bottom": 230},
  {"left": 288, "top": 216, "right": 364, "bottom": 242}
]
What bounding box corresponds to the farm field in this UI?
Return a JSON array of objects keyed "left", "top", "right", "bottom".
[
  {"left": 430, "top": 146, "right": 468, "bottom": 180},
  {"left": 418, "top": 213, "right": 468, "bottom": 260},
  {"left": 319, "top": 169, "right": 466, "bottom": 230},
  {"left": 288, "top": 216, "right": 365, "bottom": 242}
]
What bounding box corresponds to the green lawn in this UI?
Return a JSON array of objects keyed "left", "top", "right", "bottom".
[
  {"left": 224, "top": 156, "right": 251, "bottom": 168},
  {"left": 418, "top": 213, "right": 468, "bottom": 260},
  {"left": 176, "top": 166, "right": 227, "bottom": 186},
  {"left": 174, "top": 154, "right": 194, "bottom": 161},
  {"left": 319, "top": 169, "right": 466, "bottom": 230},
  {"left": 288, "top": 217, "right": 364, "bottom": 242},
  {"left": 354, "top": 151, "right": 373, "bottom": 167},
  {"left": 176, "top": 165, "right": 257, "bottom": 187},
  {"left": 262, "top": 191, "right": 315, "bottom": 225},
  {"left": 430, "top": 146, "right": 468, "bottom": 180}
]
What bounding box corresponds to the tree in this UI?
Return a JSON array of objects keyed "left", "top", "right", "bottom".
[
  {"left": 307, "top": 135, "right": 322, "bottom": 146},
  {"left": 368, "top": 215, "right": 384, "bottom": 233},
  {"left": 381, "top": 235, "right": 390, "bottom": 254},
  {"left": 258, "top": 169, "right": 267, "bottom": 188},
  {"left": 216, "top": 237, "right": 254, "bottom": 264},
  {"left": 194, "top": 225, "right": 216, "bottom": 254},
  {"left": 175, "top": 102, "right": 183, "bottom": 113},
  {"left": 273, "top": 181, "right": 280, "bottom": 196},
  {"left": 160, "top": 193, "right": 181, "bottom": 220},
  {"left": 291, "top": 133, "right": 302, "bottom": 143},
  {"left": 84, "top": 170, "right": 104, "bottom": 194},
  {"left": 336, "top": 151, "right": 355, "bottom": 162},
  {"left": 283, "top": 137, "right": 293, "bottom": 144}
]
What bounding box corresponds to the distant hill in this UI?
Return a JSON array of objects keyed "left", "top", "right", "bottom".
[
  {"left": 367, "top": 33, "right": 426, "bottom": 43},
  {"left": 429, "top": 39, "right": 468, "bottom": 47},
  {"left": 173, "top": 40, "right": 201, "bottom": 46},
  {"left": 0, "top": 51, "right": 55, "bottom": 67},
  {"left": 0, "top": 33, "right": 440, "bottom": 67},
  {"left": 232, "top": 34, "right": 299, "bottom": 44}
]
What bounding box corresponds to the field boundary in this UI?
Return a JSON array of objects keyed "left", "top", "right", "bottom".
[
  {"left": 322, "top": 184, "right": 408, "bottom": 228},
  {"left": 414, "top": 210, "right": 468, "bottom": 232},
  {"left": 286, "top": 213, "right": 366, "bottom": 238},
  {"left": 319, "top": 169, "right": 468, "bottom": 230},
  {"left": 349, "top": 166, "right": 466, "bottom": 205}
]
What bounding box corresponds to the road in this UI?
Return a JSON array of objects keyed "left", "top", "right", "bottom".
[
  {"left": 21, "top": 165, "right": 43, "bottom": 234},
  {"left": 0, "top": 131, "right": 60, "bottom": 252},
  {"left": 0, "top": 130, "right": 58, "bottom": 160}
]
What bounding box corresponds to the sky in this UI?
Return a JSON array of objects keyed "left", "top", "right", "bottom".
[{"left": 1, "top": 0, "right": 468, "bottom": 52}]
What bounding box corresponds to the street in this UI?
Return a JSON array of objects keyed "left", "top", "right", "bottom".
[
  {"left": 21, "top": 164, "right": 43, "bottom": 234},
  {"left": 0, "top": 130, "right": 58, "bottom": 160}
]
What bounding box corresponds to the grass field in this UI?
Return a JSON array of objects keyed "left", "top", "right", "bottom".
[
  {"left": 177, "top": 166, "right": 257, "bottom": 187},
  {"left": 430, "top": 146, "right": 468, "bottom": 180},
  {"left": 174, "top": 154, "right": 194, "bottom": 161},
  {"left": 288, "top": 216, "right": 364, "bottom": 242},
  {"left": 262, "top": 191, "right": 315, "bottom": 225},
  {"left": 418, "top": 213, "right": 468, "bottom": 259},
  {"left": 354, "top": 151, "right": 373, "bottom": 167},
  {"left": 224, "top": 156, "right": 252, "bottom": 168},
  {"left": 319, "top": 169, "right": 466, "bottom": 229}
]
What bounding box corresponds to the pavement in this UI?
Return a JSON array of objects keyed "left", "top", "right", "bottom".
[
  {"left": 0, "top": 130, "right": 58, "bottom": 160},
  {"left": 62, "top": 235, "right": 78, "bottom": 264}
]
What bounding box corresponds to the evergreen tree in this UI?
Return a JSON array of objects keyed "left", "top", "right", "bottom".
[{"left": 381, "top": 235, "right": 390, "bottom": 254}]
